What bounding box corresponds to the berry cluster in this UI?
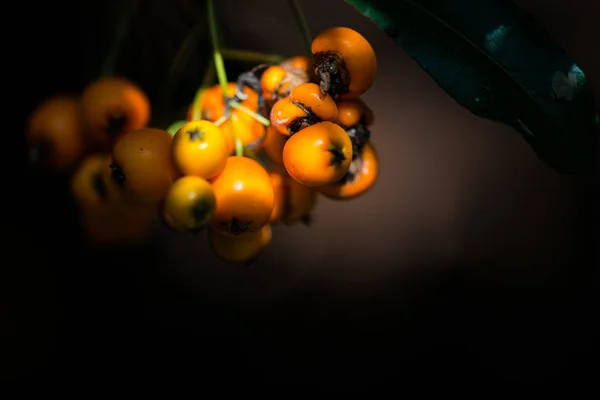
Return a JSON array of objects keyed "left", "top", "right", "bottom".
[
  {"left": 25, "top": 26, "right": 380, "bottom": 264},
  {"left": 26, "top": 76, "right": 156, "bottom": 245}
]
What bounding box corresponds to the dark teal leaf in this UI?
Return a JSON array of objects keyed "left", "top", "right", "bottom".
[{"left": 346, "top": 0, "right": 597, "bottom": 176}]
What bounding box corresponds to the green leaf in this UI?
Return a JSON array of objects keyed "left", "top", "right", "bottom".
[
  {"left": 346, "top": 0, "right": 597, "bottom": 176},
  {"left": 166, "top": 120, "right": 188, "bottom": 137}
]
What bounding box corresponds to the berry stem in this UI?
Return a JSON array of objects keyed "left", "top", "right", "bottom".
[
  {"left": 229, "top": 100, "right": 271, "bottom": 126},
  {"left": 287, "top": 0, "right": 312, "bottom": 58},
  {"left": 100, "top": 0, "right": 138, "bottom": 77},
  {"left": 207, "top": 0, "right": 228, "bottom": 95},
  {"left": 207, "top": 0, "right": 243, "bottom": 157},
  {"left": 222, "top": 48, "right": 285, "bottom": 64},
  {"left": 214, "top": 115, "right": 227, "bottom": 127}
]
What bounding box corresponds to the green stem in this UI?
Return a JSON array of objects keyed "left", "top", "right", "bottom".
[
  {"left": 166, "top": 120, "right": 187, "bottom": 137},
  {"left": 101, "top": 0, "right": 139, "bottom": 77},
  {"left": 287, "top": 0, "right": 312, "bottom": 58},
  {"left": 214, "top": 115, "right": 227, "bottom": 127},
  {"left": 222, "top": 48, "right": 285, "bottom": 64},
  {"left": 229, "top": 100, "right": 271, "bottom": 126},
  {"left": 207, "top": 0, "right": 243, "bottom": 156},
  {"left": 208, "top": 0, "right": 229, "bottom": 95}
]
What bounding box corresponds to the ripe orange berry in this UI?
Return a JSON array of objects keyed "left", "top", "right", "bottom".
[
  {"left": 26, "top": 95, "right": 86, "bottom": 171},
  {"left": 261, "top": 65, "right": 290, "bottom": 102},
  {"left": 319, "top": 141, "right": 379, "bottom": 200},
  {"left": 312, "top": 27, "right": 377, "bottom": 99},
  {"left": 269, "top": 97, "right": 307, "bottom": 136},
  {"left": 164, "top": 176, "right": 216, "bottom": 231},
  {"left": 220, "top": 108, "right": 266, "bottom": 153},
  {"left": 334, "top": 99, "right": 373, "bottom": 158},
  {"left": 260, "top": 64, "right": 309, "bottom": 106},
  {"left": 289, "top": 83, "right": 338, "bottom": 121},
  {"left": 280, "top": 55, "right": 312, "bottom": 73},
  {"left": 187, "top": 86, "right": 211, "bottom": 121},
  {"left": 109, "top": 128, "right": 179, "bottom": 203},
  {"left": 210, "top": 156, "right": 275, "bottom": 236},
  {"left": 269, "top": 170, "right": 317, "bottom": 224},
  {"left": 71, "top": 153, "right": 121, "bottom": 207},
  {"left": 208, "top": 224, "right": 272, "bottom": 264},
  {"left": 197, "top": 84, "right": 226, "bottom": 121},
  {"left": 193, "top": 83, "right": 264, "bottom": 153},
  {"left": 270, "top": 82, "right": 338, "bottom": 136},
  {"left": 335, "top": 98, "right": 374, "bottom": 128},
  {"left": 80, "top": 76, "right": 151, "bottom": 150},
  {"left": 262, "top": 125, "right": 287, "bottom": 165},
  {"left": 200, "top": 83, "right": 258, "bottom": 122},
  {"left": 171, "top": 120, "right": 229, "bottom": 179},
  {"left": 282, "top": 121, "right": 352, "bottom": 186}
]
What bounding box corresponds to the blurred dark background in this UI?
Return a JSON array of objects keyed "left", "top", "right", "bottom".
[{"left": 5, "top": 0, "right": 599, "bottom": 388}]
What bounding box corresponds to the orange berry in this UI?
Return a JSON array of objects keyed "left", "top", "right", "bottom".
[
  {"left": 319, "top": 141, "right": 379, "bottom": 200},
  {"left": 312, "top": 27, "right": 377, "bottom": 99},
  {"left": 171, "top": 120, "right": 229, "bottom": 179},
  {"left": 282, "top": 121, "right": 352, "bottom": 187},
  {"left": 210, "top": 156, "right": 275, "bottom": 236},
  {"left": 208, "top": 224, "right": 272, "bottom": 264},
  {"left": 80, "top": 76, "right": 150, "bottom": 150},
  {"left": 109, "top": 128, "right": 179, "bottom": 203},
  {"left": 26, "top": 95, "right": 86, "bottom": 171}
]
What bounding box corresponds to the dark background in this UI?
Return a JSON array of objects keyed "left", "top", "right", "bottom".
[{"left": 5, "top": 0, "right": 599, "bottom": 388}]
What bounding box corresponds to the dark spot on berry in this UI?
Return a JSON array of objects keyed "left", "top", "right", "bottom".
[
  {"left": 109, "top": 163, "right": 126, "bottom": 186},
  {"left": 191, "top": 199, "right": 211, "bottom": 224},
  {"left": 187, "top": 128, "right": 204, "bottom": 141},
  {"left": 328, "top": 143, "right": 347, "bottom": 166},
  {"left": 353, "top": 121, "right": 371, "bottom": 147},
  {"left": 228, "top": 217, "right": 250, "bottom": 235},
  {"left": 344, "top": 122, "right": 370, "bottom": 160},
  {"left": 313, "top": 51, "right": 349, "bottom": 98},
  {"left": 288, "top": 101, "right": 320, "bottom": 135},
  {"left": 337, "top": 153, "right": 363, "bottom": 185},
  {"left": 337, "top": 170, "right": 355, "bottom": 185},
  {"left": 92, "top": 172, "right": 108, "bottom": 200}
]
